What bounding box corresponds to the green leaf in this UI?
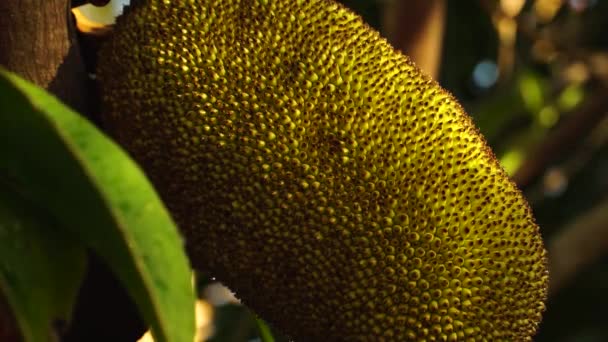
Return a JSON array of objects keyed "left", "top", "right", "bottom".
[
  {"left": 255, "top": 317, "right": 276, "bottom": 342},
  {"left": 207, "top": 304, "right": 258, "bottom": 342},
  {"left": 0, "top": 68, "right": 195, "bottom": 342},
  {"left": 0, "top": 184, "right": 86, "bottom": 342}
]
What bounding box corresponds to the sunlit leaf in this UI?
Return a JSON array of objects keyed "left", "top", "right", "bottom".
[
  {"left": 0, "top": 68, "right": 195, "bottom": 342},
  {"left": 519, "top": 71, "right": 547, "bottom": 113},
  {"left": 557, "top": 84, "right": 585, "bottom": 112}
]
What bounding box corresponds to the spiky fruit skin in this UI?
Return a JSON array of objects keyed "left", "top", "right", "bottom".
[{"left": 97, "top": 0, "right": 548, "bottom": 340}]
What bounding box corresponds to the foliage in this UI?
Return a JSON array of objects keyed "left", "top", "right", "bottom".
[
  {"left": 0, "top": 69, "right": 195, "bottom": 342},
  {"left": 0, "top": 186, "right": 85, "bottom": 342}
]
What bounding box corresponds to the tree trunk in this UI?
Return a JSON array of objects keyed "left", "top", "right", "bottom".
[
  {"left": 382, "top": 0, "right": 446, "bottom": 78},
  {"left": 0, "top": 0, "right": 90, "bottom": 114}
]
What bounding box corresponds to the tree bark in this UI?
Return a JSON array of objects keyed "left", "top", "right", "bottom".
[
  {"left": 0, "top": 0, "right": 90, "bottom": 114},
  {"left": 548, "top": 197, "right": 608, "bottom": 296},
  {"left": 0, "top": 293, "right": 20, "bottom": 342},
  {"left": 382, "top": 0, "right": 446, "bottom": 78},
  {"left": 513, "top": 88, "right": 608, "bottom": 188}
]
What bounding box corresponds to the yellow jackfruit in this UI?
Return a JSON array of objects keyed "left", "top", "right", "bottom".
[{"left": 97, "top": 0, "right": 549, "bottom": 340}]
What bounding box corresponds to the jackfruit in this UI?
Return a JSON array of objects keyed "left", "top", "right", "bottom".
[{"left": 97, "top": 0, "right": 549, "bottom": 340}]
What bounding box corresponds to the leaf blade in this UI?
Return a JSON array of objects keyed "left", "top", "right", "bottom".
[
  {"left": 0, "top": 184, "right": 86, "bottom": 342},
  {"left": 0, "top": 69, "right": 195, "bottom": 342}
]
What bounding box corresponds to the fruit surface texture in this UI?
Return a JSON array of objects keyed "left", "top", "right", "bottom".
[{"left": 98, "top": 0, "right": 549, "bottom": 340}]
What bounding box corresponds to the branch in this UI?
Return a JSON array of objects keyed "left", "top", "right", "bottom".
[
  {"left": 0, "top": 0, "right": 90, "bottom": 114},
  {"left": 72, "top": 0, "right": 110, "bottom": 7},
  {"left": 381, "top": 0, "right": 446, "bottom": 78},
  {"left": 513, "top": 88, "right": 608, "bottom": 189},
  {"left": 0, "top": 293, "right": 20, "bottom": 342},
  {"left": 548, "top": 197, "right": 608, "bottom": 296}
]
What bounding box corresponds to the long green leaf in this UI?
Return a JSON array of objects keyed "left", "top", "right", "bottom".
[
  {"left": 0, "top": 184, "right": 86, "bottom": 342},
  {"left": 0, "top": 69, "right": 195, "bottom": 342},
  {"left": 255, "top": 317, "right": 276, "bottom": 342}
]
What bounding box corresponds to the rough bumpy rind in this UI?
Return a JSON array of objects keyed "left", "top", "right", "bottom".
[{"left": 97, "top": 0, "right": 549, "bottom": 340}]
